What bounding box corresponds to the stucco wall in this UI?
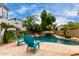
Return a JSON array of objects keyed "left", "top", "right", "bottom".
[
  {"left": 2, "top": 7, "right": 8, "bottom": 18},
  {"left": 0, "top": 25, "right": 3, "bottom": 43},
  {"left": 0, "top": 7, "right": 8, "bottom": 18},
  {"left": 70, "top": 29, "right": 79, "bottom": 38},
  {"left": 0, "top": 7, "right": 2, "bottom": 16}
]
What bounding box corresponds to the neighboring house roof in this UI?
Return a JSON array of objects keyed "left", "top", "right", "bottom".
[
  {"left": 9, "top": 18, "right": 23, "bottom": 21},
  {"left": 0, "top": 3, "right": 9, "bottom": 11},
  {"left": 58, "top": 25, "right": 63, "bottom": 28},
  {"left": 7, "top": 28, "right": 16, "bottom": 31}
]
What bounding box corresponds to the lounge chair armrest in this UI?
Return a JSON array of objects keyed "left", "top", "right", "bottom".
[{"left": 34, "top": 40, "right": 39, "bottom": 43}]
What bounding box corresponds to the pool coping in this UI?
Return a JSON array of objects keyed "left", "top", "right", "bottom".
[{"left": 54, "top": 34, "right": 79, "bottom": 43}]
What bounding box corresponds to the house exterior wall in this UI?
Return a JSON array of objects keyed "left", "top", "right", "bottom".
[
  {"left": 0, "top": 7, "right": 8, "bottom": 19},
  {"left": 0, "top": 7, "right": 2, "bottom": 16},
  {"left": 2, "top": 7, "right": 8, "bottom": 19},
  {"left": 0, "top": 24, "right": 3, "bottom": 43}
]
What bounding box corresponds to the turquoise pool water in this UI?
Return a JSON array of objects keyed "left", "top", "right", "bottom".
[{"left": 34, "top": 35, "right": 79, "bottom": 45}]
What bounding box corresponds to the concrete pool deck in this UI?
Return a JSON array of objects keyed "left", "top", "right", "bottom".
[{"left": 0, "top": 42, "right": 79, "bottom": 56}]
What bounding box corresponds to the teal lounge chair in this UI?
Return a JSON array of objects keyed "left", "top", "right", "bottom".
[
  {"left": 24, "top": 34, "right": 40, "bottom": 54},
  {"left": 14, "top": 32, "right": 24, "bottom": 46}
]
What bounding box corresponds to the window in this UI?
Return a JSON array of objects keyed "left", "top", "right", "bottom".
[{"left": 3, "top": 13, "right": 7, "bottom": 18}]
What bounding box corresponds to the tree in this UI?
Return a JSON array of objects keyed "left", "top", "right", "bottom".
[
  {"left": 40, "top": 9, "right": 56, "bottom": 31},
  {"left": 32, "top": 24, "right": 42, "bottom": 33},
  {"left": 1, "top": 22, "right": 14, "bottom": 43},
  {"left": 41, "top": 10, "right": 47, "bottom": 23},
  {"left": 46, "top": 13, "right": 56, "bottom": 25},
  {"left": 27, "top": 15, "right": 39, "bottom": 24},
  {"left": 23, "top": 15, "right": 39, "bottom": 32},
  {"left": 41, "top": 10, "right": 48, "bottom": 30}
]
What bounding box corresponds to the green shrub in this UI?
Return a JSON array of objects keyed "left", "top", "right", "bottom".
[
  {"left": 6, "top": 31, "right": 15, "bottom": 40},
  {"left": 32, "top": 24, "right": 42, "bottom": 33},
  {"left": 46, "top": 25, "right": 53, "bottom": 31},
  {"left": 64, "top": 30, "right": 72, "bottom": 38}
]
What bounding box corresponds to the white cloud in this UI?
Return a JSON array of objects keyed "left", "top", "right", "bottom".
[
  {"left": 61, "top": 4, "right": 79, "bottom": 17},
  {"left": 17, "top": 4, "right": 37, "bottom": 14},
  {"left": 17, "top": 6, "right": 29, "bottom": 14},
  {"left": 55, "top": 16, "right": 75, "bottom": 26},
  {"left": 31, "top": 4, "right": 37, "bottom": 8},
  {"left": 63, "top": 10, "right": 77, "bottom": 17},
  {"left": 74, "top": 3, "right": 79, "bottom": 7}
]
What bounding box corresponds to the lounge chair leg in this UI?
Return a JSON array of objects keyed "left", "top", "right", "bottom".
[
  {"left": 17, "top": 42, "right": 19, "bottom": 46},
  {"left": 38, "top": 43, "right": 40, "bottom": 49},
  {"left": 38, "top": 45, "right": 40, "bottom": 49},
  {"left": 26, "top": 46, "right": 28, "bottom": 52},
  {"left": 33, "top": 47, "right": 36, "bottom": 54}
]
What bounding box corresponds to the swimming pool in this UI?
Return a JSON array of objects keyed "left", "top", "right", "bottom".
[{"left": 34, "top": 35, "right": 79, "bottom": 45}]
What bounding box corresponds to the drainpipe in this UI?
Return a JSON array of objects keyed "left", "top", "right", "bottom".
[
  {"left": 0, "top": 25, "right": 1, "bottom": 43},
  {"left": 0, "top": 19, "right": 1, "bottom": 43}
]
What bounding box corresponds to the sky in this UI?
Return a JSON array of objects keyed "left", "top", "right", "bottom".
[{"left": 5, "top": 3, "right": 79, "bottom": 26}]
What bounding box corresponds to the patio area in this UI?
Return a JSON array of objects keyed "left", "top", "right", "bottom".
[{"left": 0, "top": 42, "right": 79, "bottom": 56}]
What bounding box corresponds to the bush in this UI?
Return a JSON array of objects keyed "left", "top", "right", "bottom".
[
  {"left": 32, "top": 24, "right": 42, "bottom": 33},
  {"left": 7, "top": 31, "right": 15, "bottom": 40},
  {"left": 46, "top": 25, "right": 53, "bottom": 31},
  {"left": 64, "top": 30, "right": 72, "bottom": 38},
  {"left": 4, "top": 31, "right": 16, "bottom": 43}
]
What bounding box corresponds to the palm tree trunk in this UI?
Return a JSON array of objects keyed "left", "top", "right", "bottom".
[{"left": 3, "top": 29, "right": 8, "bottom": 44}]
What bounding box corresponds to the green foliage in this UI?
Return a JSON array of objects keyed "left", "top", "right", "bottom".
[
  {"left": 41, "top": 22, "right": 47, "bottom": 30},
  {"left": 23, "top": 15, "right": 38, "bottom": 31},
  {"left": 1, "top": 23, "right": 15, "bottom": 43},
  {"left": 41, "top": 10, "right": 47, "bottom": 23},
  {"left": 46, "top": 25, "right": 53, "bottom": 31},
  {"left": 32, "top": 24, "right": 42, "bottom": 33},
  {"left": 62, "top": 24, "right": 71, "bottom": 38},
  {"left": 23, "top": 15, "right": 42, "bottom": 33},
  {"left": 62, "top": 22, "right": 79, "bottom": 30},
  {"left": 1, "top": 22, "right": 14, "bottom": 29},
  {"left": 64, "top": 30, "right": 72, "bottom": 38},
  {"left": 23, "top": 9, "right": 56, "bottom": 34},
  {"left": 2, "top": 31, "right": 15, "bottom": 43},
  {"left": 46, "top": 13, "right": 56, "bottom": 25},
  {"left": 61, "top": 22, "right": 79, "bottom": 38},
  {"left": 27, "top": 15, "right": 39, "bottom": 24},
  {"left": 53, "top": 24, "right": 58, "bottom": 31},
  {"left": 40, "top": 9, "right": 56, "bottom": 31},
  {"left": 6, "top": 31, "right": 15, "bottom": 40}
]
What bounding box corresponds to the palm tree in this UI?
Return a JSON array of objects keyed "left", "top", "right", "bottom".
[{"left": 1, "top": 22, "right": 14, "bottom": 43}]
